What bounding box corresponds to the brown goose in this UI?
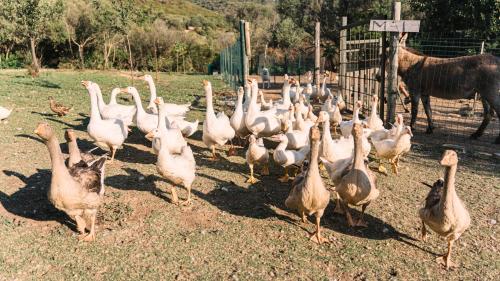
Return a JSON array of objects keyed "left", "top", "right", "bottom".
[
  {"left": 419, "top": 150, "right": 470, "bottom": 269},
  {"left": 48, "top": 96, "right": 72, "bottom": 117},
  {"left": 35, "top": 122, "right": 106, "bottom": 241},
  {"left": 64, "top": 129, "right": 96, "bottom": 168},
  {"left": 285, "top": 126, "right": 330, "bottom": 244}
]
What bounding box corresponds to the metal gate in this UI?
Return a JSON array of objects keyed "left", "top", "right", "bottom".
[{"left": 338, "top": 18, "right": 386, "bottom": 118}]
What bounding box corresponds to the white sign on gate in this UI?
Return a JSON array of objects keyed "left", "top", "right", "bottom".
[{"left": 369, "top": 20, "right": 420, "bottom": 32}]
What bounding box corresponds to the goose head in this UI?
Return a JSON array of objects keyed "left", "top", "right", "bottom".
[
  {"left": 120, "top": 86, "right": 139, "bottom": 96},
  {"left": 440, "top": 149, "right": 458, "bottom": 167},
  {"left": 315, "top": 111, "right": 329, "bottom": 125},
  {"left": 145, "top": 128, "right": 161, "bottom": 139},
  {"left": 64, "top": 129, "right": 77, "bottom": 142},
  {"left": 34, "top": 122, "right": 54, "bottom": 141}
]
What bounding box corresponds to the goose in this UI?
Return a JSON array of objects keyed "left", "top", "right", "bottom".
[
  {"left": 289, "top": 79, "right": 303, "bottom": 103},
  {"left": 296, "top": 94, "right": 309, "bottom": 118},
  {"left": 245, "top": 135, "right": 270, "bottom": 184},
  {"left": 151, "top": 98, "right": 187, "bottom": 155},
  {"left": 419, "top": 150, "right": 470, "bottom": 270},
  {"left": 372, "top": 126, "right": 413, "bottom": 175},
  {"left": 364, "top": 95, "right": 384, "bottom": 131},
  {"left": 121, "top": 86, "right": 162, "bottom": 136},
  {"left": 230, "top": 86, "right": 251, "bottom": 138},
  {"left": 340, "top": 100, "right": 371, "bottom": 157},
  {"left": 322, "top": 95, "right": 342, "bottom": 133},
  {"left": 273, "top": 134, "right": 310, "bottom": 182},
  {"left": 147, "top": 129, "right": 195, "bottom": 205},
  {"left": 245, "top": 79, "right": 282, "bottom": 138},
  {"left": 92, "top": 83, "right": 136, "bottom": 126},
  {"left": 141, "top": 74, "right": 190, "bottom": 116},
  {"left": 282, "top": 118, "right": 309, "bottom": 150},
  {"left": 285, "top": 126, "right": 330, "bottom": 244},
  {"left": 0, "top": 106, "right": 13, "bottom": 120},
  {"left": 259, "top": 90, "right": 273, "bottom": 110},
  {"left": 202, "top": 80, "right": 236, "bottom": 160},
  {"left": 82, "top": 81, "right": 128, "bottom": 162},
  {"left": 48, "top": 96, "right": 72, "bottom": 117},
  {"left": 293, "top": 103, "right": 314, "bottom": 132},
  {"left": 34, "top": 122, "right": 106, "bottom": 241},
  {"left": 336, "top": 122, "right": 379, "bottom": 227},
  {"left": 64, "top": 129, "right": 97, "bottom": 168}
]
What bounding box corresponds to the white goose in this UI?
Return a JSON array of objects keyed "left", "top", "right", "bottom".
[
  {"left": 92, "top": 83, "right": 136, "bottom": 126},
  {"left": 364, "top": 95, "right": 384, "bottom": 131},
  {"left": 202, "top": 80, "right": 236, "bottom": 160},
  {"left": 82, "top": 81, "right": 128, "bottom": 162},
  {"left": 0, "top": 106, "right": 13, "bottom": 120},
  {"left": 151, "top": 97, "right": 187, "bottom": 155},
  {"left": 273, "top": 134, "right": 310, "bottom": 182},
  {"left": 339, "top": 101, "right": 372, "bottom": 157},
  {"left": 141, "top": 74, "right": 190, "bottom": 116},
  {"left": 121, "top": 86, "right": 162, "bottom": 136},
  {"left": 230, "top": 86, "right": 251, "bottom": 138},
  {"left": 245, "top": 79, "right": 282, "bottom": 138}
]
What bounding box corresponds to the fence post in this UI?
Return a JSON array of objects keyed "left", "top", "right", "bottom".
[
  {"left": 379, "top": 26, "right": 387, "bottom": 122},
  {"left": 239, "top": 20, "right": 246, "bottom": 89},
  {"left": 339, "top": 17, "right": 347, "bottom": 105},
  {"left": 386, "top": 1, "right": 401, "bottom": 126},
  {"left": 244, "top": 21, "right": 251, "bottom": 78},
  {"left": 314, "top": 22, "right": 321, "bottom": 94}
]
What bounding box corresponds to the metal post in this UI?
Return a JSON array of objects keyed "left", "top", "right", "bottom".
[
  {"left": 244, "top": 21, "right": 251, "bottom": 78},
  {"left": 340, "top": 17, "right": 347, "bottom": 103},
  {"left": 386, "top": 1, "right": 401, "bottom": 126},
  {"left": 314, "top": 22, "right": 321, "bottom": 94}
]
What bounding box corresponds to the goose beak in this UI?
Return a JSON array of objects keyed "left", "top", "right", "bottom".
[
  {"left": 81, "top": 80, "right": 89, "bottom": 87},
  {"left": 154, "top": 98, "right": 161, "bottom": 105},
  {"left": 145, "top": 131, "right": 154, "bottom": 139},
  {"left": 34, "top": 129, "right": 38, "bottom": 134},
  {"left": 120, "top": 88, "right": 129, "bottom": 93}
]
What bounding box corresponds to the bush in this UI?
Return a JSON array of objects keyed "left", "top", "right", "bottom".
[{"left": 0, "top": 54, "right": 24, "bottom": 69}]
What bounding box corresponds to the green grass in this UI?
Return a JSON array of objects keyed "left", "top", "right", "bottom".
[{"left": 0, "top": 69, "right": 499, "bottom": 280}]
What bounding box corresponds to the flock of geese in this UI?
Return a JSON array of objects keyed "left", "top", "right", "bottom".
[{"left": 4, "top": 73, "right": 470, "bottom": 270}]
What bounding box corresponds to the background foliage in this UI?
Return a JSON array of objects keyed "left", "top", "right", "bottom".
[{"left": 0, "top": 0, "right": 497, "bottom": 73}]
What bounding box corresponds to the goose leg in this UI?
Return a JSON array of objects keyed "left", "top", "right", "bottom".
[
  {"left": 82, "top": 214, "right": 96, "bottom": 242},
  {"left": 210, "top": 146, "right": 219, "bottom": 161},
  {"left": 378, "top": 158, "right": 387, "bottom": 175},
  {"left": 246, "top": 164, "right": 257, "bottom": 184},
  {"left": 391, "top": 158, "right": 398, "bottom": 175},
  {"left": 420, "top": 220, "right": 427, "bottom": 241},
  {"left": 355, "top": 203, "right": 369, "bottom": 227},
  {"left": 333, "top": 193, "right": 345, "bottom": 214},
  {"left": 181, "top": 185, "right": 192, "bottom": 206},
  {"left": 343, "top": 202, "right": 355, "bottom": 227},
  {"left": 75, "top": 215, "right": 87, "bottom": 238},
  {"left": 170, "top": 186, "right": 179, "bottom": 205},
  {"left": 227, "top": 140, "right": 237, "bottom": 156},
  {"left": 436, "top": 240, "right": 457, "bottom": 270},
  {"left": 110, "top": 147, "right": 116, "bottom": 163},
  {"left": 278, "top": 167, "right": 290, "bottom": 182},
  {"left": 309, "top": 215, "right": 328, "bottom": 244},
  {"left": 301, "top": 211, "right": 307, "bottom": 223},
  {"left": 261, "top": 163, "right": 270, "bottom": 176}
]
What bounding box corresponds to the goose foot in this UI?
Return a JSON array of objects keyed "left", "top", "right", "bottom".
[
  {"left": 319, "top": 162, "right": 326, "bottom": 171},
  {"left": 354, "top": 219, "right": 368, "bottom": 227},
  {"left": 436, "top": 256, "right": 456, "bottom": 270},
  {"left": 278, "top": 175, "right": 290, "bottom": 183},
  {"left": 180, "top": 199, "right": 192, "bottom": 206},
  {"left": 227, "top": 147, "right": 237, "bottom": 156},
  {"left": 309, "top": 231, "right": 329, "bottom": 244},
  {"left": 246, "top": 176, "right": 257, "bottom": 184},
  {"left": 80, "top": 232, "right": 96, "bottom": 242},
  {"left": 378, "top": 164, "right": 388, "bottom": 175},
  {"left": 391, "top": 163, "right": 398, "bottom": 175}
]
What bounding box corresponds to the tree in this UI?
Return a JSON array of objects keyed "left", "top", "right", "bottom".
[
  {"left": 65, "top": 0, "right": 98, "bottom": 68},
  {"left": 4, "top": 0, "right": 64, "bottom": 75},
  {"left": 408, "top": 0, "right": 499, "bottom": 40},
  {"left": 111, "top": 0, "right": 137, "bottom": 78}
]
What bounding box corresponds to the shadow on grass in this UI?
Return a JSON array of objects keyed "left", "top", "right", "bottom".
[
  {"left": 13, "top": 79, "right": 61, "bottom": 89},
  {"left": 1, "top": 169, "right": 76, "bottom": 231}
]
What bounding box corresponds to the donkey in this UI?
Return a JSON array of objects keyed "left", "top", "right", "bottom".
[{"left": 396, "top": 33, "right": 500, "bottom": 143}]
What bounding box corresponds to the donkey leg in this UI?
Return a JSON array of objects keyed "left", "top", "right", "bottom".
[
  {"left": 421, "top": 95, "right": 435, "bottom": 134},
  {"left": 484, "top": 93, "right": 500, "bottom": 144},
  {"left": 470, "top": 98, "right": 491, "bottom": 140},
  {"left": 410, "top": 94, "right": 421, "bottom": 132}
]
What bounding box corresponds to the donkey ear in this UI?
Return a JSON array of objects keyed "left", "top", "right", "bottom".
[{"left": 399, "top": 32, "right": 408, "bottom": 47}]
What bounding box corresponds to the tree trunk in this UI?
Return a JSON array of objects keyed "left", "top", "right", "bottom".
[
  {"left": 103, "top": 34, "right": 109, "bottom": 70},
  {"left": 78, "top": 45, "right": 84, "bottom": 69},
  {"left": 154, "top": 39, "right": 159, "bottom": 81},
  {"left": 126, "top": 34, "right": 133, "bottom": 85},
  {"left": 30, "top": 37, "right": 39, "bottom": 74}
]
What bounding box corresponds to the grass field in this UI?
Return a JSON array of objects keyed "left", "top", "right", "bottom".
[{"left": 0, "top": 69, "right": 498, "bottom": 280}]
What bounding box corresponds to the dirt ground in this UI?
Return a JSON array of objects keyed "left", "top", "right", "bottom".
[{"left": 0, "top": 70, "right": 499, "bottom": 280}]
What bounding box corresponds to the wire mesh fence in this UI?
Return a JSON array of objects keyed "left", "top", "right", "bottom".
[
  {"left": 400, "top": 33, "right": 500, "bottom": 154},
  {"left": 338, "top": 20, "right": 385, "bottom": 118},
  {"left": 220, "top": 40, "right": 244, "bottom": 91}
]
